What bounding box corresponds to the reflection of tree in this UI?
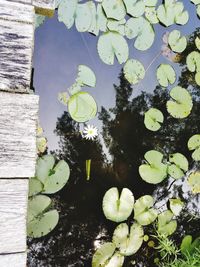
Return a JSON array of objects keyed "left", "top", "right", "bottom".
[{"left": 28, "top": 29, "right": 200, "bottom": 267}]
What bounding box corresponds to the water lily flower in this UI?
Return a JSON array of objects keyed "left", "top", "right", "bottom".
[{"left": 82, "top": 125, "right": 98, "bottom": 140}]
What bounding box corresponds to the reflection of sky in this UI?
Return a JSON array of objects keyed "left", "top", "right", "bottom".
[{"left": 33, "top": 2, "right": 200, "bottom": 150}]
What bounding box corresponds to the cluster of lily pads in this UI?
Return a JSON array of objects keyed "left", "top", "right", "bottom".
[
  {"left": 28, "top": 155, "right": 70, "bottom": 238},
  {"left": 92, "top": 187, "right": 184, "bottom": 267}
]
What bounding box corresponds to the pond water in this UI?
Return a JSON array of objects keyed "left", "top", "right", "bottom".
[{"left": 28, "top": 2, "right": 200, "bottom": 267}]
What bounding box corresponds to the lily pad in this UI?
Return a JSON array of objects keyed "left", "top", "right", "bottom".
[
  {"left": 92, "top": 242, "right": 124, "bottom": 267},
  {"left": 58, "top": 0, "right": 77, "bottom": 29},
  {"left": 68, "top": 91, "right": 97, "bottom": 122},
  {"left": 166, "top": 86, "right": 193, "bottom": 119},
  {"left": 102, "top": 187, "right": 134, "bottom": 222},
  {"left": 145, "top": 7, "right": 159, "bottom": 24},
  {"left": 76, "top": 65, "right": 96, "bottom": 87},
  {"left": 169, "top": 199, "right": 184, "bottom": 216},
  {"left": 144, "top": 108, "right": 164, "bottom": 132},
  {"left": 157, "top": 210, "right": 177, "bottom": 236},
  {"left": 188, "top": 134, "right": 200, "bottom": 161},
  {"left": 125, "top": 17, "right": 155, "bottom": 51},
  {"left": 134, "top": 195, "right": 158, "bottom": 225},
  {"left": 29, "top": 178, "right": 43, "bottom": 197},
  {"left": 123, "top": 59, "right": 145, "bottom": 85},
  {"left": 107, "top": 19, "right": 125, "bottom": 35},
  {"left": 188, "top": 171, "right": 200, "bottom": 194},
  {"left": 168, "top": 153, "right": 189, "bottom": 179},
  {"left": 28, "top": 195, "right": 51, "bottom": 223},
  {"left": 186, "top": 51, "right": 200, "bottom": 73},
  {"left": 139, "top": 150, "right": 168, "bottom": 184},
  {"left": 168, "top": 30, "right": 187, "bottom": 53},
  {"left": 89, "top": 3, "right": 107, "bottom": 35},
  {"left": 123, "top": 0, "right": 145, "bottom": 17},
  {"left": 195, "top": 36, "right": 200, "bottom": 50},
  {"left": 112, "top": 222, "right": 144, "bottom": 256},
  {"left": 102, "top": 0, "right": 126, "bottom": 20},
  {"left": 156, "top": 64, "right": 176, "bottom": 87},
  {"left": 97, "top": 31, "right": 129, "bottom": 65},
  {"left": 195, "top": 72, "right": 200, "bottom": 86}
]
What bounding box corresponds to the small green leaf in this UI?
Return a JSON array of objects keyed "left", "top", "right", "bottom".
[
  {"left": 123, "top": 59, "right": 145, "bottom": 85},
  {"left": 195, "top": 37, "right": 200, "bottom": 50},
  {"left": 97, "top": 31, "right": 129, "bottom": 65},
  {"left": 144, "top": 108, "right": 164, "bottom": 132},
  {"left": 76, "top": 65, "right": 96, "bottom": 87},
  {"left": 186, "top": 51, "right": 200, "bottom": 73},
  {"left": 36, "top": 155, "right": 55, "bottom": 184},
  {"left": 188, "top": 171, "right": 200, "bottom": 194},
  {"left": 58, "top": 0, "right": 78, "bottom": 29},
  {"left": 181, "top": 235, "right": 193, "bottom": 256},
  {"left": 188, "top": 134, "right": 200, "bottom": 161},
  {"left": 195, "top": 72, "right": 200, "bottom": 86},
  {"left": 134, "top": 195, "right": 158, "bottom": 225},
  {"left": 29, "top": 178, "right": 43, "bottom": 197},
  {"left": 103, "top": 187, "right": 134, "bottom": 222},
  {"left": 125, "top": 17, "right": 155, "bottom": 51},
  {"left": 156, "top": 64, "right": 176, "bottom": 87},
  {"left": 68, "top": 91, "right": 97, "bottom": 122},
  {"left": 145, "top": 7, "right": 159, "bottom": 24},
  {"left": 112, "top": 222, "right": 144, "bottom": 256},
  {"left": 123, "top": 0, "right": 145, "bottom": 17},
  {"left": 75, "top": 2, "right": 93, "bottom": 32},
  {"left": 168, "top": 153, "right": 188, "bottom": 179},
  {"left": 28, "top": 195, "right": 51, "bottom": 223},
  {"left": 107, "top": 19, "right": 126, "bottom": 35},
  {"left": 169, "top": 199, "right": 184, "bottom": 216},
  {"left": 167, "top": 86, "right": 193, "bottom": 119},
  {"left": 102, "top": 0, "right": 126, "bottom": 20},
  {"left": 168, "top": 30, "right": 187, "bottom": 53},
  {"left": 157, "top": 210, "right": 177, "bottom": 236},
  {"left": 139, "top": 150, "right": 168, "bottom": 184}
]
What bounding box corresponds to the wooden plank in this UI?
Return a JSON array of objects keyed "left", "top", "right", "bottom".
[
  {"left": 0, "top": 252, "right": 27, "bottom": 267},
  {"left": 0, "top": 1, "right": 34, "bottom": 93},
  {"left": 0, "top": 93, "right": 39, "bottom": 178},
  {"left": 0, "top": 179, "right": 28, "bottom": 253}
]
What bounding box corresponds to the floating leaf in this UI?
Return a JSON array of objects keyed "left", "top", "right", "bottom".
[
  {"left": 102, "top": 0, "right": 126, "bottom": 20},
  {"left": 107, "top": 19, "right": 125, "bottom": 36},
  {"left": 168, "top": 153, "right": 189, "bottom": 179},
  {"left": 125, "top": 17, "right": 155, "bottom": 51},
  {"left": 123, "top": 59, "right": 145, "bottom": 85},
  {"left": 89, "top": 3, "right": 107, "bottom": 35},
  {"left": 144, "top": 108, "right": 164, "bottom": 132},
  {"left": 68, "top": 91, "right": 97, "bottom": 122},
  {"left": 123, "top": 0, "right": 145, "bottom": 17},
  {"left": 76, "top": 65, "right": 96, "bottom": 87},
  {"left": 166, "top": 86, "right": 193, "bottom": 119},
  {"left": 58, "top": 0, "right": 78, "bottom": 29},
  {"left": 195, "top": 37, "right": 200, "bottom": 50},
  {"left": 157, "top": 210, "right": 177, "bottom": 236},
  {"left": 188, "top": 171, "right": 200, "bottom": 194},
  {"left": 186, "top": 51, "right": 200, "bottom": 72},
  {"left": 156, "top": 64, "right": 176, "bottom": 87},
  {"left": 145, "top": 0, "right": 158, "bottom": 6},
  {"left": 169, "top": 199, "right": 184, "bottom": 216},
  {"left": 188, "top": 134, "right": 200, "bottom": 161},
  {"left": 195, "top": 72, "right": 200, "bottom": 86},
  {"left": 97, "top": 31, "right": 129, "bottom": 65},
  {"left": 92, "top": 242, "right": 124, "bottom": 267},
  {"left": 103, "top": 187, "right": 134, "bottom": 222},
  {"left": 145, "top": 7, "right": 159, "bottom": 24},
  {"left": 139, "top": 150, "right": 167, "bottom": 184},
  {"left": 28, "top": 209, "right": 59, "bottom": 238},
  {"left": 29, "top": 178, "right": 43, "bottom": 197},
  {"left": 112, "top": 222, "right": 144, "bottom": 256},
  {"left": 134, "top": 195, "right": 158, "bottom": 225},
  {"left": 36, "top": 155, "right": 55, "bottom": 184},
  {"left": 28, "top": 195, "right": 51, "bottom": 223},
  {"left": 168, "top": 30, "right": 187, "bottom": 53},
  {"left": 75, "top": 2, "right": 93, "bottom": 32}
]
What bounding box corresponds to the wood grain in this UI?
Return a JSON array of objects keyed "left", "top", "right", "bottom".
[
  {"left": 0, "top": 252, "right": 27, "bottom": 267},
  {"left": 0, "top": 179, "right": 28, "bottom": 253},
  {"left": 0, "top": 1, "right": 34, "bottom": 93},
  {"left": 0, "top": 92, "right": 39, "bottom": 178}
]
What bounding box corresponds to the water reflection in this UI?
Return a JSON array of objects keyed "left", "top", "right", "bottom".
[{"left": 28, "top": 28, "right": 200, "bottom": 267}]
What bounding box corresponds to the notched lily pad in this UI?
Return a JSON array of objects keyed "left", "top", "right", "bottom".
[
  {"left": 188, "top": 171, "right": 200, "bottom": 194},
  {"left": 157, "top": 210, "right": 177, "bottom": 236},
  {"left": 188, "top": 134, "right": 200, "bottom": 161},
  {"left": 102, "top": 0, "right": 126, "bottom": 20},
  {"left": 168, "top": 153, "right": 189, "bottom": 179},
  {"left": 169, "top": 198, "right": 184, "bottom": 216},
  {"left": 168, "top": 30, "right": 187, "bottom": 53},
  {"left": 144, "top": 108, "right": 164, "bottom": 131},
  {"left": 156, "top": 64, "right": 176, "bottom": 87},
  {"left": 123, "top": 59, "right": 145, "bottom": 85}
]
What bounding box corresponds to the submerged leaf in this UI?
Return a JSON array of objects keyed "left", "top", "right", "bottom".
[
  {"left": 103, "top": 187, "right": 134, "bottom": 222},
  {"left": 144, "top": 108, "right": 164, "bottom": 131},
  {"left": 123, "top": 59, "right": 145, "bottom": 85}
]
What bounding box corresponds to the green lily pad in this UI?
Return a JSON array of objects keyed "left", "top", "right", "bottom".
[
  {"left": 29, "top": 178, "right": 43, "bottom": 197},
  {"left": 188, "top": 134, "right": 200, "bottom": 161},
  {"left": 102, "top": 0, "right": 126, "bottom": 20},
  {"left": 76, "top": 65, "right": 96, "bottom": 87},
  {"left": 188, "top": 171, "right": 200, "bottom": 194},
  {"left": 102, "top": 187, "right": 134, "bottom": 222},
  {"left": 168, "top": 153, "right": 189, "bottom": 179},
  {"left": 92, "top": 242, "right": 124, "bottom": 267},
  {"left": 27, "top": 209, "right": 59, "bottom": 238},
  {"left": 156, "top": 64, "right": 176, "bottom": 87},
  {"left": 186, "top": 51, "right": 200, "bottom": 73},
  {"left": 123, "top": 59, "right": 145, "bottom": 85},
  {"left": 144, "top": 108, "right": 164, "bottom": 132},
  {"left": 139, "top": 150, "right": 168, "bottom": 184},
  {"left": 97, "top": 31, "right": 129, "bottom": 65},
  {"left": 36, "top": 155, "right": 55, "bottom": 184},
  {"left": 123, "top": 0, "right": 145, "bottom": 17},
  {"left": 167, "top": 86, "right": 193, "bottom": 119},
  {"left": 157, "top": 210, "right": 177, "bottom": 236},
  {"left": 195, "top": 37, "right": 200, "bottom": 50},
  {"left": 68, "top": 91, "right": 97, "bottom": 122},
  {"left": 168, "top": 30, "right": 187, "bottom": 53},
  {"left": 125, "top": 17, "right": 155, "bottom": 51},
  {"left": 28, "top": 195, "right": 51, "bottom": 223},
  {"left": 195, "top": 72, "right": 200, "bottom": 86},
  {"left": 145, "top": 0, "right": 158, "bottom": 6},
  {"left": 169, "top": 199, "right": 184, "bottom": 216},
  {"left": 107, "top": 19, "right": 126, "bottom": 36},
  {"left": 58, "top": 0, "right": 77, "bottom": 29},
  {"left": 112, "top": 222, "right": 144, "bottom": 256},
  {"left": 89, "top": 3, "right": 107, "bottom": 35},
  {"left": 134, "top": 195, "right": 158, "bottom": 225},
  {"left": 145, "top": 7, "right": 159, "bottom": 24}
]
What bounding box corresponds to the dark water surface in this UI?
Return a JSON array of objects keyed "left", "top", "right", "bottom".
[{"left": 28, "top": 4, "right": 200, "bottom": 267}]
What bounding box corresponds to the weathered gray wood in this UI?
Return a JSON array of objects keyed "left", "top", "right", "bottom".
[
  {"left": 0, "top": 253, "right": 27, "bottom": 267},
  {"left": 0, "top": 179, "right": 28, "bottom": 253},
  {"left": 0, "top": 1, "right": 34, "bottom": 93},
  {"left": 0, "top": 93, "right": 39, "bottom": 178}
]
